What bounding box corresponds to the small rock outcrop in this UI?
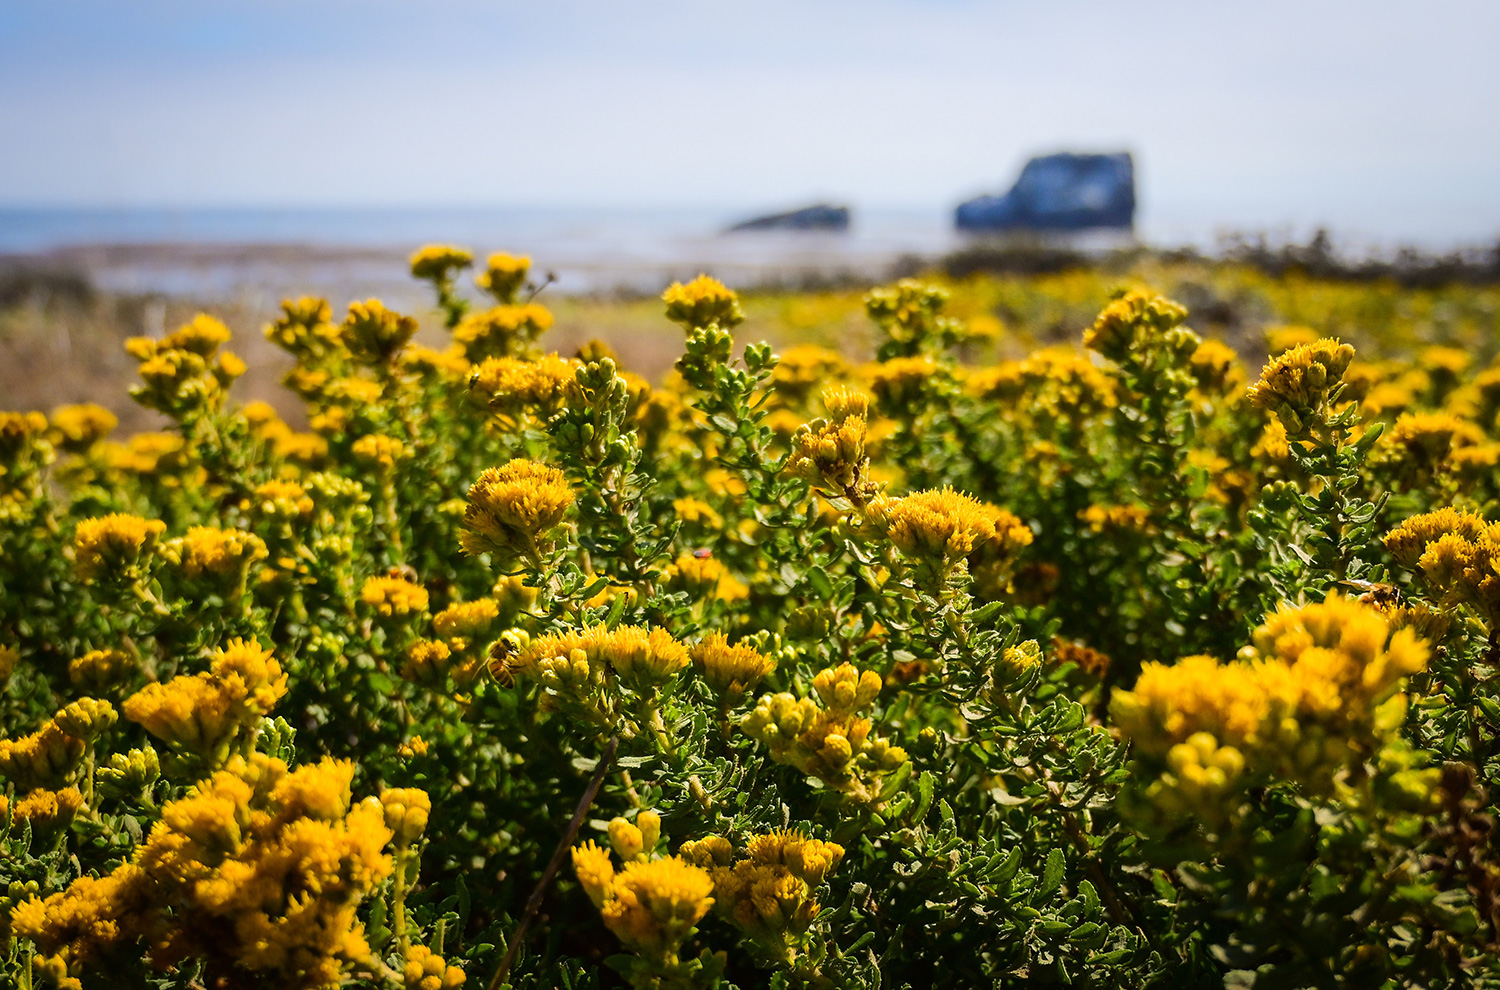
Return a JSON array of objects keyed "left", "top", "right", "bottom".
[{"left": 727, "top": 204, "right": 851, "bottom": 233}]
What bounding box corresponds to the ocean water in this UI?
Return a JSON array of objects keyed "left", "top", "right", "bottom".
[{"left": 0, "top": 206, "right": 978, "bottom": 301}]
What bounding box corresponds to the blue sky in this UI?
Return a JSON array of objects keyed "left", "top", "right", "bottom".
[{"left": 2, "top": 0, "right": 1498, "bottom": 243}]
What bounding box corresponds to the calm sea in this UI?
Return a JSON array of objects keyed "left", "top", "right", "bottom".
[{"left": 0, "top": 206, "right": 975, "bottom": 301}]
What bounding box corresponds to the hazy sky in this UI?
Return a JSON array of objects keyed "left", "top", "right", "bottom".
[{"left": 2, "top": 0, "right": 1498, "bottom": 243}]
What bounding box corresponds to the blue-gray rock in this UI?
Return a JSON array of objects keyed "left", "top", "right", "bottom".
[
  {"left": 955, "top": 153, "right": 1135, "bottom": 232},
  {"left": 727, "top": 204, "right": 851, "bottom": 233}
]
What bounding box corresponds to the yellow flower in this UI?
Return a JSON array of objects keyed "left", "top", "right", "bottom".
[
  {"left": 1111, "top": 592, "right": 1429, "bottom": 803},
  {"left": 600, "top": 857, "right": 715, "bottom": 954},
  {"left": 248, "top": 479, "right": 315, "bottom": 519},
  {"left": 361, "top": 576, "right": 430, "bottom": 619},
  {"left": 380, "top": 787, "right": 432, "bottom": 847},
  {"left": 1246, "top": 337, "right": 1356, "bottom": 432},
  {"left": 475, "top": 252, "right": 532, "bottom": 303},
  {"left": 1083, "top": 290, "right": 1191, "bottom": 363},
  {"left": 572, "top": 839, "right": 616, "bottom": 909},
  {"left": 787, "top": 385, "right": 876, "bottom": 506},
  {"left": 460, "top": 459, "right": 574, "bottom": 564},
  {"left": 122, "top": 640, "right": 286, "bottom": 764},
  {"left": 409, "top": 244, "right": 473, "bottom": 282},
  {"left": 1188, "top": 339, "right": 1245, "bottom": 395},
  {"left": 663, "top": 274, "right": 744, "bottom": 330},
  {"left": 665, "top": 553, "right": 750, "bottom": 603},
  {"left": 691, "top": 830, "right": 844, "bottom": 944},
  {"left": 403, "top": 944, "right": 466, "bottom": 990},
  {"left": 49, "top": 403, "right": 117, "bottom": 451},
  {"left": 0, "top": 718, "right": 86, "bottom": 792},
  {"left": 72, "top": 514, "right": 167, "bottom": 582},
  {"left": 454, "top": 304, "right": 554, "bottom": 360},
  {"left": 159, "top": 526, "right": 268, "bottom": 583},
  {"left": 401, "top": 640, "right": 453, "bottom": 685},
  {"left": 673, "top": 497, "right": 723, "bottom": 530},
  {"left": 3, "top": 786, "right": 84, "bottom": 838},
  {"left": 508, "top": 624, "right": 691, "bottom": 694},
  {"left": 867, "top": 356, "right": 939, "bottom": 412},
  {"left": 1079, "top": 503, "right": 1152, "bottom": 535},
  {"left": 340, "top": 299, "right": 418, "bottom": 365},
  {"left": 432, "top": 598, "right": 500, "bottom": 641},
  {"left": 691, "top": 632, "right": 775, "bottom": 701},
  {"left": 351, "top": 433, "right": 407, "bottom": 471},
  {"left": 1384, "top": 507, "right": 1500, "bottom": 627},
  {"left": 467, "top": 354, "right": 578, "bottom": 419},
  {"left": 884, "top": 488, "right": 1023, "bottom": 577}
]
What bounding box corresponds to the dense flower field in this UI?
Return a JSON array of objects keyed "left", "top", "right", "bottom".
[{"left": 3, "top": 245, "right": 1500, "bottom": 988}]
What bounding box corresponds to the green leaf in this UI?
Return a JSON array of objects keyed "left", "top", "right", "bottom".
[{"left": 1039, "top": 847, "right": 1066, "bottom": 899}]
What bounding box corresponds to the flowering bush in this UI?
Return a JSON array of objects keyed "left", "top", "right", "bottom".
[{"left": 2, "top": 247, "right": 1500, "bottom": 988}]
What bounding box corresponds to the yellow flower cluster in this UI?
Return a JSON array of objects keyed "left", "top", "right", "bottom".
[
  {"left": 475, "top": 252, "right": 531, "bottom": 303},
  {"left": 741, "top": 663, "right": 908, "bottom": 804},
  {"left": 460, "top": 459, "right": 575, "bottom": 564},
  {"left": 361, "top": 575, "right": 430, "bottom": 619},
  {"left": 248, "top": 478, "right": 315, "bottom": 519},
  {"left": 662, "top": 274, "right": 744, "bottom": 330},
  {"left": 454, "top": 304, "right": 554, "bottom": 361},
  {"left": 0, "top": 786, "right": 84, "bottom": 840},
  {"left": 72, "top": 513, "right": 166, "bottom": 582},
  {"left": 351, "top": 433, "right": 407, "bottom": 471},
  {"left": 48, "top": 403, "right": 117, "bottom": 452},
  {"left": 691, "top": 632, "right": 776, "bottom": 704},
  {"left": 122, "top": 639, "right": 287, "bottom": 765},
  {"left": 875, "top": 488, "right": 1032, "bottom": 581},
  {"left": 1385, "top": 507, "right": 1500, "bottom": 627},
  {"left": 665, "top": 553, "right": 750, "bottom": 603},
  {"left": 968, "top": 347, "right": 1117, "bottom": 422},
  {"left": 264, "top": 297, "right": 340, "bottom": 362},
  {"left": 340, "top": 299, "right": 418, "bottom": 366},
  {"left": 0, "top": 717, "right": 87, "bottom": 792},
  {"left": 1380, "top": 411, "right": 1484, "bottom": 478},
  {"left": 158, "top": 525, "right": 268, "bottom": 585},
  {"left": 467, "top": 353, "right": 579, "bottom": 419},
  {"left": 432, "top": 598, "right": 500, "bottom": 642},
  {"left": 572, "top": 832, "right": 714, "bottom": 958},
  {"left": 867, "top": 355, "right": 939, "bottom": 412},
  {"left": 403, "top": 945, "right": 466, "bottom": 990},
  {"left": 1083, "top": 289, "right": 1193, "bottom": 364},
  {"left": 1111, "top": 593, "right": 1430, "bottom": 812},
  {"left": 12, "top": 754, "right": 400, "bottom": 990},
  {"left": 679, "top": 829, "right": 844, "bottom": 953},
  {"left": 409, "top": 244, "right": 473, "bottom": 282},
  {"left": 787, "top": 386, "right": 876, "bottom": 506},
  {"left": 1079, "top": 503, "right": 1153, "bottom": 535},
  {"left": 507, "top": 624, "right": 691, "bottom": 697},
  {"left": 1246, "top": 337, "right": 1356, "bottom": 432},
  {"left": 125, "top": 315, "right": 244, "bottom": 415}
]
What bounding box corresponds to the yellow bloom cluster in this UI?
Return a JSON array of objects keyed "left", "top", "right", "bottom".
[
  {"left": 380, "top": 787, "right": 432, "bottom": 847},
  {"left": 1385, "top": 507, "right": 1500, "bottom": 627},
  {"left": 248, "top": 478, "right": 315, "bottom": 519},
  {"left": 264, "top": 297, "right": 340, "bottom": 362},
  {"left": 361, "top": 575, "right": 430, "bottom": 619},
  {"left": 126, "top": 315, "right": 244, "bottom": 415},
  {"left": 662, "top": 274, "right": 744, "bottom": 330},
  {"left": 665, "top": 553, "right": 750, "bottom": 603},
  {"left": 1079, "top": 503, "right": 1153, "bottom": 535},
  {"left": 867, "top": 355, "right": 939, "bottom": 412},
  {"left": 1111, "top": 593, "right": 1429, "bottom": 811},
  {"left": 475, "top": 252, "right": 531, "bottom": 303},
  {"left": 403, "top": 945, "right": 466, "bottom": 990},
  {"left": 72, "top": 513, "right": 166, "bottom": 582},
  {"left": 877, "top": 488, "right": 1032, "bottom": 581},
  {"left": 122, "top": 639, "right": 287, "bottom": 765},
  {"left": 340, "top": 299, "right": 418, "bottom": 366},
  {"left": 1380, "top": 411, "right": 1483, "bottom": 477},
  {"left": 467, "top": 353, "right": 579, "bottom": 419},
  {"left": 771, "top": 345, "right": 847, "bottom": 402},
  {"left": 409, "top": 244, "right": 473, "bottom": 282},
  {"left": 572, "top": 837, "right": 715, "bottom": 958},
  {"left": 787, "top": 385, "right": 876, "bottom": 506},
  {"left": 454, "top": 304, "right": 554, "bottom": 361},
  {"left": 159, "top": 526, "right": 268, "bottom": 584},
  {"left": 1188, "top": 339, "right": 1246, "bottom": 396},
  {"left": 0, "top": 717, "right": 86, "bottom": 792},
  {"left": 1083, "top": 289, "right": 1193, "bottom": 364},
  {"left": 12, "top": 754, "right": 400, "bottom": 990},
  {"left": 741, "top": 663, "right": 908, "bottom": 804},
  {"left": 432, "top": 598, "right": 500, "bottom": 642},
  {"left": 1246, "top": 337, "right": 1356, "bottom": 432},
  {"left": 691, "top": 632, "right": 776, "bottom": 703},
  {"left": 968, "top": 347, "right": 1117, "bottom": 421},
  {"left": 48, "top": 403, "right": 117, "bottom": 452},
  {"left": 0, "top": 786, "right": 84, "bottom": 839},
  {"left": 507, "top": 624, "right": 691, "bottom": 697},
  {"left": 351, "top": 433, "right": 407, "bottom": 471},
  {"left": 460, "top": 459, "right": 575, "bottom": 564},
  {"left": 680, "top": 829, "right": 844, "bottom": 952}
]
